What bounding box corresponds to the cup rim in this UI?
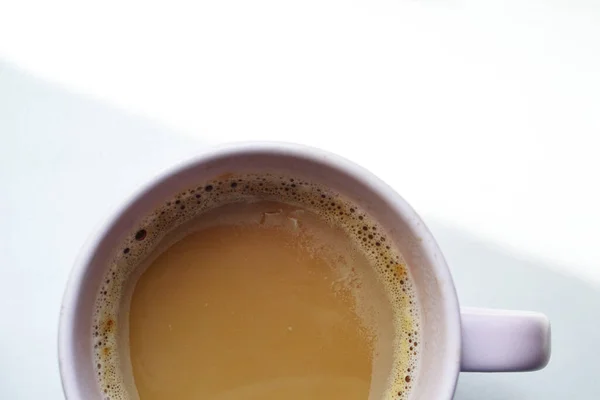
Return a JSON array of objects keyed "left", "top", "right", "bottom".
[{"left": 58, "top": 141, "right": 461, "bottom": 399}]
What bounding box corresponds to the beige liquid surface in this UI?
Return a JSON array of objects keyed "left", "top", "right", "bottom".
[{"left": 128, "top": 202, "right": 393, "bottom": 400}]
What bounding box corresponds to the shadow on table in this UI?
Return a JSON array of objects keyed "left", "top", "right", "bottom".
[
  {"left": 427, "top": 220, "right": 600, "bottom": 399},
  {"left": 2, "top": 59, "right": 599, "bottom": 399}
]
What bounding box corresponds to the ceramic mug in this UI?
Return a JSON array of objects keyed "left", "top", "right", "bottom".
[{"left": 59, "top": 142, "right": 551, "bottom": 399}]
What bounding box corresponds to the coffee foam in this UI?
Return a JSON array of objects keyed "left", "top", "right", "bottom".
[{"left": 92, "top": 174, "right": 421, "bottom": 400}]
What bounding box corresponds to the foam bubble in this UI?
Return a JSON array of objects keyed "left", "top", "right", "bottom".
[{"left": 93, "top": 173, "right": 421, "bottom": 400}]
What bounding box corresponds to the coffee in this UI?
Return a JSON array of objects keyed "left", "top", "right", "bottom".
[{"left": 92, "top": 174, "right": 420, "bottom": 400}]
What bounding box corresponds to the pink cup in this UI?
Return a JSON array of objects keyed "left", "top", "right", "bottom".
[{"left": 59, "top": 143, "right": 551, "bottom": 399}]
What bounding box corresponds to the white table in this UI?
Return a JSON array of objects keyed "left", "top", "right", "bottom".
[{"left": 2, "top": 0, "right": 599, "bottom": 398}]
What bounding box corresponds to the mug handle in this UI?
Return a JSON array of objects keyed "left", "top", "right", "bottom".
[{"left": 460, "top": 307, "right": 551, "bottom": 372}]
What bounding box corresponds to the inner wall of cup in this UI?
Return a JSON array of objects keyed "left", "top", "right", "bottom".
[{"left": 66, "top": 147, "right": 459, "bottom": 399}]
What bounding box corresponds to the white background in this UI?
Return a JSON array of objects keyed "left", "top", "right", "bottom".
[{"left": 1, "top": 0, "right": 599, "bottom": 398}]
